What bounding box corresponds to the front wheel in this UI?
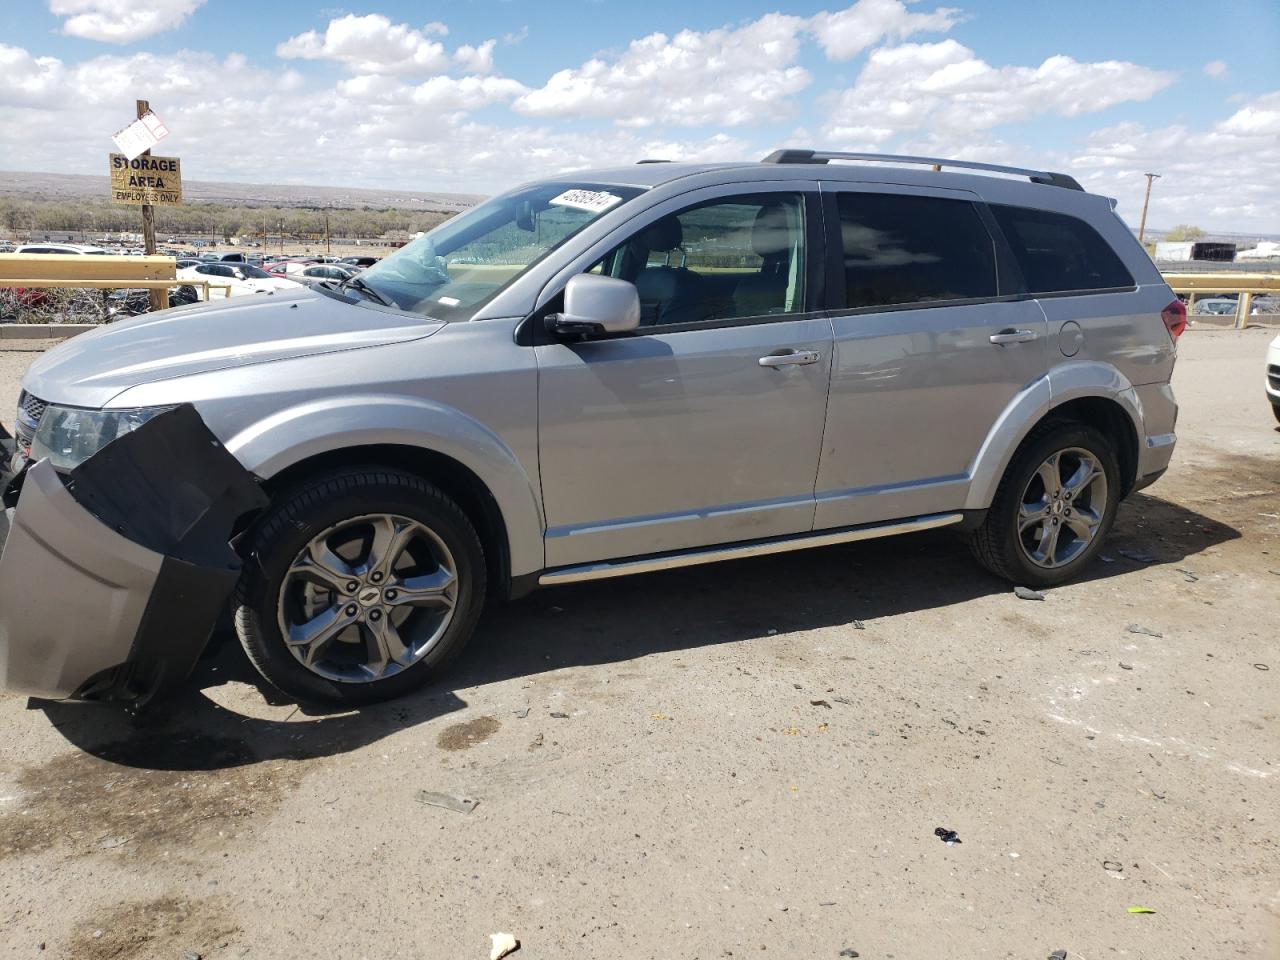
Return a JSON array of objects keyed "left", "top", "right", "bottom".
[
  {"left": 234, "top": 468, "right": 486, "bottom": 705},
  {"left": 969, "top": 422, "right": 1121, "bottom": 587},
  {"left": 1271, "top": 402, "right": 1280, "bottom": 425}
]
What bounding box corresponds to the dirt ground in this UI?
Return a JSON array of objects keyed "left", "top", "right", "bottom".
[{"left": 0, "top": 329, "right": 1276, "bottom": 960}]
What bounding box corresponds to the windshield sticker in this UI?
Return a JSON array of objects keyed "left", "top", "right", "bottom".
[
  {"left": 437, "top": 296, "right": 461, "bottom": 306},
  {"left": 549, "top": 189, "right": 623, "bottom": 214}
]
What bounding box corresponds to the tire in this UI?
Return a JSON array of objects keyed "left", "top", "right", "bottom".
[
  {"left": 1272, "top": 403, "right": 1280, "bottom": 425},
  {"left": 969, "top": 421, "right": 1121, "bottom": 588},
  {"left": 234, "top": 468, "right": 486, "bottom": 705}
]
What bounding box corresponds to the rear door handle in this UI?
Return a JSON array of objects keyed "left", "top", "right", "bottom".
[
  {"left": 989, "top": 329, "right": 1038, "bottom": 345},
  {"left": 759, "top": 350, "right": 821, "bottom": 368}
]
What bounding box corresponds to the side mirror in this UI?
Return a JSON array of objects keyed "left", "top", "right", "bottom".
[{"left": 548, "top": 274, "right": 640, "bottom": 338}]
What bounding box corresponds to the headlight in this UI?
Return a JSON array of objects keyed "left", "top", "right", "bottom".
[{"left": 29, "top": 405, "right": 173, "bottom": 471}]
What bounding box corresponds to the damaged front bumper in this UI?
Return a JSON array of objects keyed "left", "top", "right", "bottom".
[{"left": 0, "top": 405, "right": 266, "bottom": 703}]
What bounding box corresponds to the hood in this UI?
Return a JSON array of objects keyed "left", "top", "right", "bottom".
[{"left": 23, "top": 285, "right": 443, "bottom": 409}]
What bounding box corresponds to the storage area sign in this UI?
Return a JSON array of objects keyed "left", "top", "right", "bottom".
[{"left": 109, "top": 153, "right": 182, "bottom": 206}]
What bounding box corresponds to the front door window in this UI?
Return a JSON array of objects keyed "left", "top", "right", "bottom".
[{"left": 592, "top": 193, "right": 808, "bottom": 327}]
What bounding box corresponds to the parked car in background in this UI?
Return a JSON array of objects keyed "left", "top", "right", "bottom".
[
  {"left": 177, "top": 262, "right": 301, "bottom": 299},
  {"left": 14, "top": 243, "right": 109, "bottom": 255},
  {"left": 296, "top": 263, "right": 358, "bottom": 284},
  {"left": 339, "top": 255, "right": 380, "bottom": 269},
  {"left": 1194, "top": 298, "right": 1240, "bottom": 316},
  {"left": 1267, "top": 335, "right": 1280, "bottom": 424},
  {"left": 266, "top": 259, "right": 319, "bottom": 277},
  {"left": 8, "top": 243, "right": 111, "bottom": 309},
  {"left": 0, "top": 150, "right": 1183, "bottom": 707},
  {"left": 1194, "top": 296, "right": 1267, "bottom": 318}
]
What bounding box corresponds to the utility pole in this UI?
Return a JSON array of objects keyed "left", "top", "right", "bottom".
[
  {"left": 137, "top": 99, "right": 167, "bottom": 312},
  {"left": 1138, "top": 172, "right": 1160, "bottom": 244},
  {"left": 324, "top": 208, "right": 331, "bottom": 256}
]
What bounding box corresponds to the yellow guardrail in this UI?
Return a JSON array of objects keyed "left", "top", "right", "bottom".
[
  {"left": 1164, "top": 272, "right": 1280, "bottom": 329},
  {"left": 0, "top": 252, "right": 231, "bottom": 306}
]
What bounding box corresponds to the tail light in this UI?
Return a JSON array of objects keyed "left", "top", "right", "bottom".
[{"left": 1162, "top": 298, "right": 1187, "bottom": 340}]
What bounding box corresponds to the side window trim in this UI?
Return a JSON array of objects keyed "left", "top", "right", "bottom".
[
  {"left": 519, "top": 183, "right": 826, "bottom": 344},
  {"left": 973, "top": 201, "right": 1027, "bottom": 297}
]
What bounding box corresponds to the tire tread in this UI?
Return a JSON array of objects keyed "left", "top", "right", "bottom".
[
  {"left": 233, "top": 467, "right": 485, "bottom": 705},
  {"left": 968, "top": 419, "right": 1117, "bottom": 585}
]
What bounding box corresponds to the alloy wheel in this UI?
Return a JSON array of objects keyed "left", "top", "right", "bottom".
[
  {"left": 277, "top": 513, "right": 458, "bottom": 683},
  {"left": 1016, "top": 447, "right": 1109, "bottom": 569}
]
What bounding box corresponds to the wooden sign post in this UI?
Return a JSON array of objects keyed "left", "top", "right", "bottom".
[{"left": 136, "top": 99, "right": 167, "bottom": 313}]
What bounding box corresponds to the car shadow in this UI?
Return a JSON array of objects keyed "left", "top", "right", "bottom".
[{"left": 37, "top": 490, "right": 1240, "bottom": 771}]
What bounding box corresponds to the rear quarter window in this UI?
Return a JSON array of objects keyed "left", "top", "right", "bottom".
[{"left": 990, "top": 204, "right": 1133, "bottom": 295}]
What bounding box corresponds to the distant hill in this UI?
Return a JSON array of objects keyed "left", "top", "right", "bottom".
[{"left": 0, "top": 170, "right": 484, "bottom": 213}]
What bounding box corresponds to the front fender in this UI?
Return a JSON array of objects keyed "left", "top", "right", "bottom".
[
  {"left": 225, "top": 394, "right": 545, "bottom": 577},
  {"left": 964, "top": 362, "right": 1142, "bottom": 510}
]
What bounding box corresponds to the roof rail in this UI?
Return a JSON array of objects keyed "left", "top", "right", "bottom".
[{"left": 760, "top": 149, "right": 1083, "bottom": 191}]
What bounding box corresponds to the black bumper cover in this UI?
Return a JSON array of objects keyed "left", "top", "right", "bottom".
[{"left": 4, "top": 405, "right": 267, "bottom": 702}]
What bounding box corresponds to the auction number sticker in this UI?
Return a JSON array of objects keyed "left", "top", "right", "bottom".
[{"left": 549, "top": 189, "right": 623, "bottom": 214}]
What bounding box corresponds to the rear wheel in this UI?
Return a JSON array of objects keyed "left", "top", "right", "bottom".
[
  {"left": 969, "top": 422, "right": 1121, "bottom": 587},
  {"left": 234, "top": 468, "right": 486, "bottom": 705}
]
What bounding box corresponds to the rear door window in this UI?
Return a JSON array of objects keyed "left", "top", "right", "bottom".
[
  {"left": 836, "top": 193, "right": 997, "bottom": 308},
  {"left": 990, "top": 204, "right": 1133, "bottom": 294}
]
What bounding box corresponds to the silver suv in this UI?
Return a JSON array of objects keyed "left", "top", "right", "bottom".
[{"left": 0, "top": 151, "right": 1184, "bottom": 706}]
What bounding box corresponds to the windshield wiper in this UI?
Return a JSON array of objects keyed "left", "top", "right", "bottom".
[{"left": 338, "top": 275, "right": 394, "bottom": 307}]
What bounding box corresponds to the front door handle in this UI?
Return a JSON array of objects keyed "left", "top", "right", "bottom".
[
  {"left": 759, "top": 350, "right": 821, "bottom": 368},
  {"left": 989, "top": 329, "right": 1038, "bottom": 345}
]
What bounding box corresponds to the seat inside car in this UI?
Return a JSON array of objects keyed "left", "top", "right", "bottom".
[
  {"left": 733, "top": 203, "right": 794, "bottom": 318},
  {"left": 631, "top": 217, "right": 704, "bottom": 326}
]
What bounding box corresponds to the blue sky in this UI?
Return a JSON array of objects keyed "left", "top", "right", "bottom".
[{"left": 0, "top": 0, "right": 1277, "bottom": 230}]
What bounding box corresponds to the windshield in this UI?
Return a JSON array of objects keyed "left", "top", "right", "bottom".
[
  {"left": 358, "top": 182, "right": 643, "bottom": 320},
  {"left": 239, "top": 265, "right": 274, "bottom": 279}
]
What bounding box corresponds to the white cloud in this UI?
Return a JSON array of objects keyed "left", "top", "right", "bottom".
[
  {"left": 1203, "top": 59, "right": 1228, "bottom": 79},
  {"left": 454, "top": 40, "right": 496, "bottom": 75},
  {"left": 810, "top": 0, "right": 961, "bottom": 60},
  {"left": 335, "top": 74, "right": 527, "bottom": 115},
  {"left": 0, "top": 43, "right": 67, "bottom": 106},
  {"left": 512, "top": 1, "right": 961, "bottom": 127},
  {"left": 514, "top": 13, "right": 812, "bottom": 127},
  {"left": 1069, "top": 94, "right": 1280, "bottom": 231},
  {"left": 824, "top": 39, "right": 1175, "bottom": 142},
  {"left": 1216, "top": 89, "right": 1280, "bottom": 136},
  {"left": 277, "top": 14, "right": 451, "bottom": 74},
  {"left": 277, "top": 14, "right": 500, "bottom": 77},
  {"left": 2, "top": 9, "right": 1275, "bottom": 232},
  {"left": 0, "top": 40, "right": 739, "bottom": 195},
  {"left": 48, "top": 0, "right": 206, "bottom": 44}
]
